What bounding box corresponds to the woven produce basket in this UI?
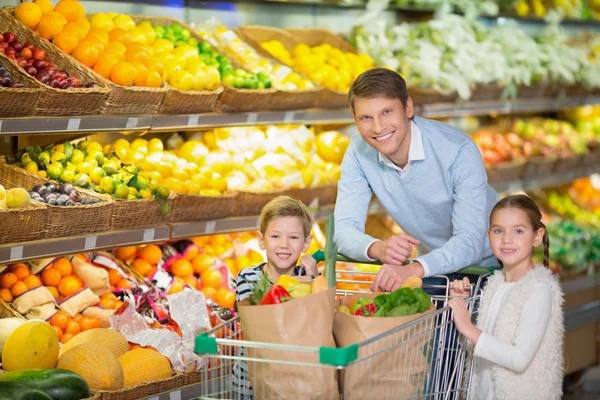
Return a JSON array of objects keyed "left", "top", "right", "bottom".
[
  {"left": 553, "top": 154, "right": 583, "bottom": 173},
  {"left": 582, "top": 147, "right": 600, "bottom": 168},
  {"left": 0, "top": 52, "right": 42, "bottom": 117},
  {"left": 0, "top": 298, "right": 26, "bottom": 319},
  {"left": 521, "top": 156, "right": 558, "bottom": 179},
  {"left": 171, "top": 190, "right": 238, "bottom": 222},
  {"left": 409, "top": 87, "right": 458, "bottom": 104},
  {"left": 469, "top": 84, "right": 506, "bottom": 102},
  {"left": 0, "top": 162, "right": 114, "bottom": 238},
  {"left": 216, "top": 84, "right": 275, "bottom": 112},
  {"left": 0, "top": 191, "right": 47, "bottom": 245},
  {"left": 516, "top": 83, "right": 548, "bottom": 99},
  {"left": 95, "top": 372, "right": 183, "bottom": 400},
  {"left": 0, "top": 7, "right": 109, "bottom": 116},
  {"left": 111, "top": 193, "right": 174, "bottom": 230},
  {"left": 160, "top": 84, "right": 223, "bottom": 114},
  {"left": 234, "top": 186, "right": 336, "bottom": 217},
  {"left": 287, "top": 184, "right": 338, "bottom": 207},
  {"left": 485, "top": 160, "right": 527, "bottom": 184}
]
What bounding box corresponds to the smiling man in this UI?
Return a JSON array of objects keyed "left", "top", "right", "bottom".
[{"left": 335, "top": 68, "right": 500, "bottom": 292}]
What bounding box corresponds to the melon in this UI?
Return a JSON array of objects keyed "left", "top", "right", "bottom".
[
  {"left": 58, "top": 328, "right": 129, "bottom": 358},
  {"left": 2, "top": 320, "right": 59, "bottom": 371},
  {"left": 57, "top": 343, "right": 124, "bottom": 391},
  {"left": 0, "top": 318, "right": 25, "bottom": 360},
  {"left": 118, "top": 348, "right": 172, "bottom": 388}
]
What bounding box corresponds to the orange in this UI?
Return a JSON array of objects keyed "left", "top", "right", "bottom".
[
  {"left": 167, "top": 281, "right": 184, "bottom": 294},
  {"left": 15, "top": 2, "right": 42, "bottom": 29},
  {"left": 91, "top": 317, "right": 102, "bottom": 329},
  {"left": 183, "top": 276, "right": 198, "bottom": 289},
  {"left": 65, "top": 320, "right": 81, "bottom": 335},
  {"left": 1, "top": 273, "right": 18, "bottom": 289},
  {"left": 79, "top": 317, "right": 94, "bottom": 331},
  {"left": 93, "top": 54, "right": 119, "bottom": 79},
  {"left": 138, "top": 244, "right": 162, "bottom": 265},
  {"left": 45, "top": 286, "right": 59, "bottom": 298},
  {"left": 108, "top": 28, "right": 131, "bottom": 45},
  {"left": 41, "top": 267, "right": 62, "bottom": 286},
  {"left": 145, "top": 59, "right": 164, "bottom": 76},
  {"left": 54, "top": 32, "right": 79, "bottom": 55},
  {"left": 50, "top": 312, "right": 69, "bottom": 330},
  {"left": 54, "top": 0, "right": 85, "bottom": 23},
  {"left": 145, "top": 70, "right": 162, "bottom": 88},
  {"left": 116, "top": 278, "right": 131, "bottom": 289},
  {"left": 101, "top": 292, "right": 117, "bottom": 300},
  {"left": 71, "top": 274, "right": 83, "bottom": 286},
  {"left": 34, "top": 0, "right": 54, "bottom": 16},
  {"left": 130, "top": 61, "right": 147, "bottom": 86},
  {"left": 104, "top": 42, "right": 127, "bottom": 61},
  {"left": 47, "top": 11, "right": 68, "bottom": 27},
  {"left": 215, "top": 288, "right": 235, "bottom": 309},
  {"left": 86, "top": 29, "right": 110, "bottom": 49},
  {"left": 58, "top": 276, "right": 82, "bottom": 297},
  {"left": 0, "top": 288, "right": 13, "bottom": 302},
  {"left": 13, "top": 265, "right": 30, "bottom": 281},
  {"left": 115, "top": 246, "right": 137, "bottom": 262},
  {"left": 125, "top": 43, "right": 150, "bottom": 63},
  {"left": 192, "top": 254, "right": 215, "bottom": 276},
  {"left": 23, "top": 275, "right": 42, "bottom": 290},
  {"left": 99, "top": 297, "right": 115, "bottom": 309},
  {"left": 73, "top": 254, "right": 87, "bottom": 262},
  {"left": 107, "top": 268, "right": 122, "bottom": 286},
  {"left": 37, "top": 14, "right": 66, "bottom": 40},
  {"left": 201, "top": 286, "right": 217, "bottom": 301},
  {"left": 60, "top": 333, "right": 74, "bottom": 344},
  {"left": 52, "top": 326, "right": 63, "bottom": 340},
  {"left": 132, "top": 259, "right": 152, "bottom": 276},
  {"left": 113, "top": 300, "right": 124, "bottom": 310},
  {"left": 62, "top": 22, "right": 87, "bottom": 41},
  {"left": 110, "top": 61, "right": 136, "bottom": 86},
  {"left": 170, "top": 259, "right": 193, "bottom": 277},
  {"left": 72, "top": 40, "right": 101, "bottom": 67},
  {"left": 73, "top": 314, "right": 84, "bottom": 324},
  {"left": 200, "top": 269, "right": 223, "bottom": 290},
  {"left": 183, "top": 245, "right": 199, "bottom": 261},
  {"left": 53, "top": 258, "right": 72, "bottom": 277}
]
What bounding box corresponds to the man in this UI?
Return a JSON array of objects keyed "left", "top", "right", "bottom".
[{"left": 335, "top": 68, "right": 499, "bottom": 292}]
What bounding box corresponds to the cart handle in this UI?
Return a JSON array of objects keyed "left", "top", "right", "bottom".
[{"left": 311, "top": 250, "right": 497, "bottom": 276}]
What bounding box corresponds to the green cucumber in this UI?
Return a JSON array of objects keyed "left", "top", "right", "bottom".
[
  {"left": 0, "top": 369, "right": 89, "bottom": 400},
  {"left": 0, "top": 382, "right": 53, "bottom": 400}
]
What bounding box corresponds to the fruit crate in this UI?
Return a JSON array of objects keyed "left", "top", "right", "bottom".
[
  {"left": 521, "top": 156, "right": 558, "bottom": 179},
  {"left": 516, "top": 83, "right": 549, "bottom": 100},
  {"left": 0, "top": 7, "right": 110, "bottom": 116},
  {"left": 0, "top": 162, "right": 114, "bottom": 239},
  {"left": 485, "top": 160, "right": 527, "bottom": 184},
  {"left": 130, "top": 15, "right": 224, "bottom": 115},
  {"left": 469, "top": 83, "right": 506, "bottom": 102},
  {"left": 170, "top": 189, "right": 239, "bottom": 223},
  {"left": 553, "top": 153, "right": 583, "bottom": 173},
  {"left": 0, "top": 52, "right": 43, "bottom": 118},
  {"left": 110, "top": 193, "right": 175, "bottom": 230},
  {"left": 94, "top": 372, "right": 183, "bottom": 400}
]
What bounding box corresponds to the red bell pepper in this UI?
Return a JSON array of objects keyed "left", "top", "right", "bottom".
[
  {"left": 258, "top": 285, "right": 290, "bottom": 305},
  {"left": 352, "top": 302, "right": 377, "bottom": 317}
]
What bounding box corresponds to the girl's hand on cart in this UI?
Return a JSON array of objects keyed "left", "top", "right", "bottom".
[
  {"left": 449, "top": 277, "right": 471, "bottom": 297},
  {"left": 449, "top": 297, "right": 481, "bottom": 344}
]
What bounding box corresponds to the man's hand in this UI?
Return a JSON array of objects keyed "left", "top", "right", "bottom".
[
  {"left": 448, "top": 297, "right": 481, "bottom": 344},
  {"left": 368, "top": 234, "right": 421, "bottom": 265},
  {"left": 371, "top": 262, "right": 425, "bottom": 292}
]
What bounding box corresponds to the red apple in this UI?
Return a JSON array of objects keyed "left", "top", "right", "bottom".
[
  {"left": 54, "top": 71, "right": 67, "bottom": 80},
  {"left": 0, "top": 42, "right": 9, "bottom": 50},
  {"left": 12, "top": 42, "right": 23, "bottom": 53},
  {"left": 36, "top": 74, "right": 50, "bottom": 84},
  {"left": 32, "top": 48, "right": 46, "bottom": 60},
  {"left": 23, "top": 42, "right": 34, "bottom": 51},
  {"left": 25, "top": 66, "right": 37, "bottom": 76},
  {"left": 3, "top": 33, "right": 15, "bottom": 44},
  {"left": 32, "top": 59, "right": 46, "bottom": 70},
  {"left": 17, "top": 58, "right": 27, "bottom": 68}
]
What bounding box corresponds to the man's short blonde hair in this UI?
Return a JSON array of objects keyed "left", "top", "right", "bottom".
[{"left": 259, "top": 196, "right": 314, "bottom": 238}]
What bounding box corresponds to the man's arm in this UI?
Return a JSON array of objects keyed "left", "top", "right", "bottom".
[
  {"left": 415, "top": 142, "right": 490, "bottom": 276},
  {"left": 334, "top": 144, "right": 376, "bottom": 262}
]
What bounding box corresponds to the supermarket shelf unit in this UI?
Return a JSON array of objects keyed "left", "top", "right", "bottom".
[{"left": 1, "top": 95, "right": 599, "bottom": 134}]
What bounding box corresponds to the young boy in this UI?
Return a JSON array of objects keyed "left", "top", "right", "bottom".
[{"left": 233, "top": 196, "right": 319, "bottom": 399}]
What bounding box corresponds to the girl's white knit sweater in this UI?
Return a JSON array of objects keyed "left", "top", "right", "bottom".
[{"left": 467, "top": 266, "right": 564, "bottom": 400}]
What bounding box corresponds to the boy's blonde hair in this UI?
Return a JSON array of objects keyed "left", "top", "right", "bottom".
[{"left": 259, "top": 196, "right": 314, "bottom": 238}]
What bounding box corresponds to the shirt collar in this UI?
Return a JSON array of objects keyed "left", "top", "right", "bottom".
[{"left": 378, "top": 120, "right": 425, "bottom": 170}]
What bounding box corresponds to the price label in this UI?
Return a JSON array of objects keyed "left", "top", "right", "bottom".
[
  {"left": 187, "top": 115, "right": 200, "bottom": 126},
  {"left": 143, "top": 229, "right": 155, "bottom": 242},
  {"left": 222, "top": 30, "right": 237, "bottom": 42},
  {"left": 169, "top": 391, "right": 182, "bottom": 400},
  {"left": 84, "top": 236, "right": 97, "bottom": 250},
  {"left": 283, "top": 111, "right": 294, "bottom": 123},
  {"left": 274, "top": 65, "right": 292, "bottom": 81},
  {"left": 9, "top": 246, "right": 23, "bottom": 261},
  {"left": 246, "top": 113, "right": 258, "bottom": 123},
  {"left": 205, "top": 220, "right": 217, "bottom": 234},
  {"left": 0, "top": 121, "right": 3, "bottom": 132},
  {"left": 125, "top": 117, "right": 138, "bottom": 130},
  {"left": 67, "top": 118, "right": 81, "bottom": 131}
]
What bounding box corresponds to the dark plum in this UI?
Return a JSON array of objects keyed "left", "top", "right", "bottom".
[
  {"left": 25, "top": 66, "right": 37, "bottom": 76},
  {"left": 9, "top": 82, "right": 24, "bottom": 88},
  {"left": 3, "top": 33, "right": 16, "bottom": 44},
  {"left": 32, "top": 59, "right": 46, "bottom": 70},
  {"left": 32, "top": 184, "right": 45, "bottom": 193},
  {"left": 45, "top": 182, "right": 57, "bottom": 192},
  {"left": 12, "top": 42, "right": 23, "bottom": 53},
  {"left": 48, "top": 198, "right": 59, "bottom": 206},
  {"left": 59, "top": 184, "right": 74, "bottom": 194}
]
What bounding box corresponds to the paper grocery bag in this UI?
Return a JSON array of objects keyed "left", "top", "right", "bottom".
[
  {"left": 237, "top": 287, "right": 339, "bottom": 400},
  {"left": 334, "top": 293, "right": 436, "bottom": 400}
]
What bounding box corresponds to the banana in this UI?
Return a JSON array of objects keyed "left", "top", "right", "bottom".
[
  {"left": 290, "top": 290, "right": 310, "bottom": 299},
  {"left": 288, "top": 283, "right": 312, "bottom": 294}
]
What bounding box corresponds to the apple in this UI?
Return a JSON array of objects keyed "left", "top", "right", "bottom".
[
  {"left": 20, "top": 47, "right": 32, "bottom": 60},
  {"left": 12, "top": 42, "right": 23, "bottom": 53},
  {"left": 68, "top": 76, "right": 80, "bottom": 87},
  {"left": 32, "top": 48, "right": 46, "bottom": 60},
  {"left": 0, "top": 42, "right": 9, "bottom": 50},
  {"left": 0, "top": 33, "right": 4, "bottom": 43},
  {"left": 23, "top": 42, "right": 34, "bottom": 51},
  {"left": 54, "top": 71, "right": 67, "bottom": 80},
  {"left": 25, "top": 66, "right": 37, "bottom": 76},
  {"left": 17, "top": 58, "right": 27, "bottom": 68},
  {"left": 36, "top": 74, "right": 50, "bottom": 84},
  {"left": 32, "top": 59, "right": 46, "bottom": 70},
  {"left": 3, "top": 33, "right": 16, "bottom": 44},
  {"left": 0, "top": 76, "right": 10, "bottom": 87},
  {"left": 85, "top": 82, "right": 99, "bottom": 88}
]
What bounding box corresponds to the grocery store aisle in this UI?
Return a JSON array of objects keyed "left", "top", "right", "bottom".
[{"left": 563, "top": 366, "right": 600, "bottom": 399}]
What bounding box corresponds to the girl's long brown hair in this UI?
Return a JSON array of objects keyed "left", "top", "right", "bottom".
[{"left": 490, "top": 195, "right": 550, "bottom": 268}]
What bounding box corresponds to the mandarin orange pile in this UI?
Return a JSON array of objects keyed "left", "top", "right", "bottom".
[
  {"left": 0, "top": 263, "right": 43, "bottom": 302},
  {"left": 40, "top": 257, "right": 84, "bottom": 301},
  {"left": 49, "top": 309, "right": 102, "bottom": 344},
  {"left": 115, "top": 244, "right": 160, "bottom": 279},
  {"left": 98, "top": 292, "right": 124, "bottom": 310}
]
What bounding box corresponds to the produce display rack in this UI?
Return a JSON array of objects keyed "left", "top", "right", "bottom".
[{"left": 1, "top": 95, "right": 599, "bottom": 134}]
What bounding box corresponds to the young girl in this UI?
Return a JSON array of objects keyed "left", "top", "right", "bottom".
[{"left": 449, "top": 194, "right": 564, "bottom": 400}]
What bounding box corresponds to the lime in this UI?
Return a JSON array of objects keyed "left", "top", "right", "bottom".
[
  {"left": 128, "top": 187, "right": 139, "bottom": 197},
  {"left": 154, "top": 25, "right": 165, "bottom": 36},
  {"left": 65, "top": 162, "right": 77, "bottom": 173},
  {"left": 114, "top": 184, "right": 129, "bottom": 199},
  {"left": 181, "top": 29, "right": 191, "bottom": 39},
  {"left": 175, "top": 40, "right": 187, "bottom": 48},
  {"left": 257, "top": 81, "right": 265, "bottom": 90},
  {"left": 164, "top": 32, "right": 176, "bottom": 42},
  {"left": 90, "top": 166, "right": 106, "bottom": 185},
  {"left": 21, "top": 153, "right": 32, "bottom": 164},
  {"left": 127, "top": 194, "right": 137, "bottom": 200},
  {"left": 74, "top": 173, "right": 91, "bottom": 188},
  {"left": 100, "top": 176, "right": 115, "bottom": 194},
  {"left": 47, "top": 163, "right": 64, "bottom": 180},
  {"left": 154, "top": 185, "right": 170, "bottom": 199},
  {"left": 51, "top": 151, "right": 66, "bottom": 163},
  {"left": 139, "top": 189, "right": 152, "bottom": 199},
  {"left": 199, "top": 41, "right": 212, "bottom": 54},
  {"left": 234, "top": 76, "right": 245, "bottom": 88},
  {"left": 257, "top": 72, "right": 269, "bottom": 82},
  {"left": 38, "top": 151, "right": 50, "bottom": 166},
  {"left": 24, "top": 161, "right": 38, "bottom": 173},
  {"left": 222, "top": 74, "right": 236, "bottom": 87},
  {"left": 171, "top": 23, "right": 183, "bottom": 34},
  {"left": 60, "top": 170, "right": 75, "bottom": 183},
  {"left": 187, "top": 37, "right": 198, "bottom": 47},
  {"left": 71, "top": 149, "right": 85, "bottom": 164}
]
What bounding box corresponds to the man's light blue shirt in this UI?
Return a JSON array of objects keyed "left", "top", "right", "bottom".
[{"left": 334, "top": 116, "right": 499, "bottom": 277}]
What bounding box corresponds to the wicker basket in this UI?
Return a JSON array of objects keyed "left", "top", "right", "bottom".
[
  {"left": 582, "top": 147, "right": 600, "bottom": 168},
  {"left": 216, "top": 84, "right": 275, "bottom": 112},
  {"left": 287, "top": 184, "right": 338, "bottom": 207},
  {"left": 564, "top": 84, "right": 594, "bottom": 98},
  {"left": 0, "top": 163, "right": 114, "bottom": 238},
  {"left": 553, "top": 154, "right": 583, "bottom": 173},
  {"left": 95, "top": 373, "right": 183, "bottom": 400},
  {"left": 0, "top": 52, "right": 42, "bottom": 118},
  {"left": 516, "top": 83, "right": 548, "bottom": 100},
  {"left": 0, "top": 298, "right": 26, "bottom": 319},
  {"left": 0, "top": 7, "right": 109, "bottom": 116},
  {"left": 111, "top": 194, "right": 174, "bottom": 230},
  {"left": 100, "top": 80, "right": 168, "bottom": 115},
  {"left": 521, "top": 156, "right": 558, "bottom": 179},
  {"left": 234, "top": 187, "right": 334, "bottom": 217},
  {"left": 485, "top": 160, "right": 527, "bottom": 184},
  {"left": 409, "top": 87, "right": 458, "bottom": 104},
  {"left": 171, "top": 190, "right": 238, "bottom": 222},
  {"left": 469, "top": 84, "right": 506, "bottom": 102},
  {"left": 160, "top": 84, "right": 223, "bottom": 114}
]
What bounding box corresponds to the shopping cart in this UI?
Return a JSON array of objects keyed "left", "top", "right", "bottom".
[{"left": 193, "top": 255, "right": 492, "bottom": 400}]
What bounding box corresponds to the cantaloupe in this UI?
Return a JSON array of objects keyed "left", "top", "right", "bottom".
[
  {"left": 2, "top": 320, "right": 59, "bottom": 371},
  {"left": 118, "top": 348, "right": 172, "bottom": 388},
  {"left": 58, "top": 328, "right": 129, "bottom": 358},
  {"left": 0, "top": 318, "right": 25, "bottom": 360},
  {"left": 57, "top": 343, "right": 124, "bottom": 390}
]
